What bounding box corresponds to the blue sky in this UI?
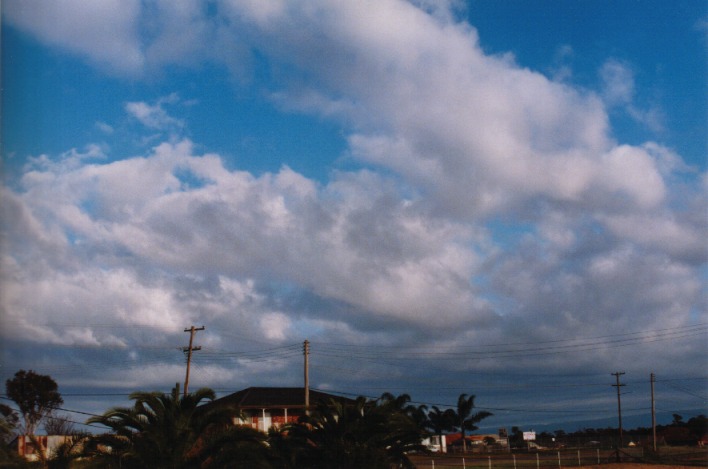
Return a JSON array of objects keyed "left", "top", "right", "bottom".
[
  {"left": 1, "top": 0, "right": 706, "bottom": 434},
  {"left": 4, "top": 1, "right": 706, "bottom": 176}
]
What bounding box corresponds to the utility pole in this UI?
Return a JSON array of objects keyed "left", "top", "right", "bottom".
[
  {"left": 651, "top": 373, "right": 657, "bottom": 452},
  {"left": 183, "top": 326, "right": 205, "bottom": 397},
  {"left": 611, "top": 371, "right": 626, "bottom": 459},
  {"left": 303, "top": 340, "right": 310, "bottom": 413}
]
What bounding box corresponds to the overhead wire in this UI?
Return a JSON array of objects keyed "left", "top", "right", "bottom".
[
  {"left": 315, "top": 323, "right": 706, "bottom": 350},
  {"left": 660, "top": 381, "right": 707, "bottom": 402},
  {"left": 4, "top": 323, "right": 704, "bottom": 426},
  {"left": 8, "top": 322, "right": 704, "bottom": 365},
  {"left": 313, "top": 324, "right": 707, "bottom": 360},
  {"left": 308, "top": 388, "right": 633, "bottom": 416},
  {"left": 0, "top": 396, "right": 106, "bottom": 429}
]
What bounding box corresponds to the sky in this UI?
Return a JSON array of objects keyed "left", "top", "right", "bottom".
[{"left": 1, "top": 0, "right": 707, "bottom": 435}]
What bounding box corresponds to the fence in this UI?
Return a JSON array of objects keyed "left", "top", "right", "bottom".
[{"left": 408, "top": 447, "right": 708, "bottom": 468}]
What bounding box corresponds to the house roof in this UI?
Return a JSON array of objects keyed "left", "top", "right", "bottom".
[{"left": 211, "top": 387, "right": 355, "bottom": 409}]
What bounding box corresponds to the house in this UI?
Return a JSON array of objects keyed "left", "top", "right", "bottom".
[
  {"left": 16, "top": 435, "right": 78, "bottom": 462},
  {"left": 422, "top": 434, "right": 447, "bottom": 453},
  {"left": 209, "top": 387, "right": 356, "bottom": 432}
]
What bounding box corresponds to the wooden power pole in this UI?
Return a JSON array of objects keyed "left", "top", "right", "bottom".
[
  {"left": 183, "top": 326, "right": 205, "bottom": 397},
  {"left": 304, "top": 340, "right": 310, "bottom": 413},
  {"left": 612, "top": 371, "right": 626, "bottom": 457},
  {"left": 651, "top": 373, "right": 657, "bottom": 451}
]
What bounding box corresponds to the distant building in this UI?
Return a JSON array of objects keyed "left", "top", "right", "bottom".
[
  {"left": 446, "top": 432, "right": 510, "bottom": 453},
  {"left": 422, "top": 434, "right": 447, "bottom": 453},
  {"left": 209, "top": 386, "right": 356, "bottom": 432}
]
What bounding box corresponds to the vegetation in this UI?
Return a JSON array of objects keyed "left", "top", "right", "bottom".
[
  {"left": 4, "top": 370, "right": 706, "bottom": 468},
  {"left": 0, "top": 404, "right": 29, "bottom": 468},
  {"left": 454, "top": 394, "right": 493, "bottom": 453},
  {"left": 279, "top": 393, "right": 428, "bottom": 469},
  {"left": 84, "top": 385, "right": 239, "bottom": 468},
  {"left": 42, "top": 416, "right": 75, "bottom": 437},
  {"left": 426, "top": 405, "right": 456, "bottom": 445},
  {"left": 77, "top": 389, "right": 480, "bottom": 468},
  {"left": 5, "top": 370, "right": 63, "bottom": 436},
  {"left": 0, "top": 404, "right": 19, "bottom": 445},
  {"left": 0, "top": 379, "right": 497, "bottom": 468},
  {"left": 196, "top": 424, "right": 274, "bottom": 469},
  {"left": 513, "top": 414, "right": 708, "bottom": 449}
]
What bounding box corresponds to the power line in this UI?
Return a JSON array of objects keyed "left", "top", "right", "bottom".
[
  {"left": 0, "top": 397, "right": 101, "bottom": 419},
  {"left": 660, "top": 381, "right": 707, "bottom": 401},
  {"left": 308, "top": 387, "right": 644, "bottom": 416},
  {"left": 315, "top": 323, "right": 707, "bottom": 351},
  {"left": 313, "top": 325, "right": 707, "bottom": 360},
  {"left": 6, "top": 323, "right": 703, "bottom": 366}
]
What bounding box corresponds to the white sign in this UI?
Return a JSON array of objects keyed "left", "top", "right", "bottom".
[{"left": 523, "top": 431, "right": 536, "bottom": 441}]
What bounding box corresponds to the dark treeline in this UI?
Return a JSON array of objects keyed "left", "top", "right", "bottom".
[
  {"left": 2, "top": 370, "right": 494, "bottom": 469},
  {"left": 511, "top": 414, "right": 708, "bottom": 449},
  {"left": 2, "top": 370, "right": 706, "bottom": 468}
]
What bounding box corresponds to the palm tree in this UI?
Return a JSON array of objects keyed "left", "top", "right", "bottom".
[
  {"left": 197, "top": 424, "right": 274, "bottom": 468},
  {"left": 278, "top": 393, "right": 426, "bottom": 469},
  {"left": 372, "top": 394, "right": 428, "bottom": 467},
  {"left": 378, "top": 393, "right": 427, "bottom": 428},
  {"left": 46, "top": 433, "right": 88, "bottom": 469},
  {"left": 454, "top": 394, "right": 493, "bottom": 453},
  {"left": 427, "top": 405, "right": 455, "bottom": 446},
  {"left": 85, "top": 386, "right": 238, "bottom": 468},
  {"left": 279, "top": 396, "right": 372, "bottom": 468}
]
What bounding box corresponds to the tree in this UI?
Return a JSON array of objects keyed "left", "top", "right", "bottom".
[
  {"left": 685, "top": 414, "right": 708, "bottom": 440},
  {"left": 278, "top": 396, "right": 374, "bottom": 468},
  {"left": 85, "top": 385, "right": 239, "bottom": 469},
  {"left": 373, "top": 393, "right": 429, "bottom": 465},
  {"left": 197, "top": 424, "right": 274, "bottom": 469},
  {"left": 0, "top": 404, "right": 19, "bottom": 444},
  {"left": 5, "top": 370, "right": 63, "bottom": 435},
  {"left": 454, "top": 394, "right": 493, "bottom": 453},
  {"left": 0, "top": 404, "right": 29, "bottom": 468},
  {"left": 279, "top": 393, "right": 427, "bottom": 469},
  {"left": 426, "top": 406, "right": 455, "bottom": 443},
  {"left": 0, "top": 404, "right": 27, "bottom": 467},
  {"left": 377, "top": 393, "right": 427, "bottom": 430},
  {"left": 509, "top": 426, "right": 525, "bottom": 448},
  {"left": 44, "top": 414, "right": 76, "bottom": 435},
  {"left": 46, "top": 434, "right": 88, "bottom": 469}
]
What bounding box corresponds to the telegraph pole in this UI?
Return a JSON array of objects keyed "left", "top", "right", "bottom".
[
  {"left": 183, "top": 326, "right": 205, "bottom": 397},
  {"left": 303, "top": 340, "right": 310, "bottom": 413},
  {"left": 611, "top": 371, "right": 626, "bottom": 458},
  {"left": 651, "top": 373, "right": 657, "bottom": 451}
]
